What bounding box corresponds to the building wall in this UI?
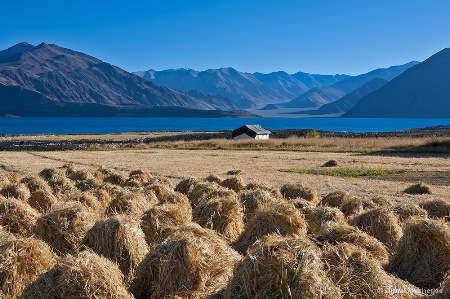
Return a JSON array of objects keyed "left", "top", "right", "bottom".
[{"left": 233, "top": 134, "right": 270, "bottom": 140}]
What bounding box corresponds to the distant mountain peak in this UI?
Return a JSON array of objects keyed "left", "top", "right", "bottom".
[{"left": 0, "top": 42, "right": 35, "bottom": 61}]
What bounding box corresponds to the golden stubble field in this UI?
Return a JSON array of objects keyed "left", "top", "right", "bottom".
[{"left": 1, "top": 148, "right": 448, "bottom": 205}]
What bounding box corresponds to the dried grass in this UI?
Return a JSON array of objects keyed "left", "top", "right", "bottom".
[
  {"left": 238, "top": 189, "right": 278, "bottom": 221},
  {"left": 351, "top": 208, "right": 403, "bottom": 252},
  {"left": 339, "top": 196, "right": 377, "bottom": 217},
  {"left": 193, "top": 196, "right": 244, "bottom": 242},
  {"left": 220, "top": 176, "right": 246, "bottom": 192},
  {"left": 419, "top": 199, "right": 450, "bottom": 220},
  {"left": 223, "top": 234, "right": 341, "bottom": 299},
  {"left": 393, "top": 202, "right": 428, "bottom": 222},
  {"left": 20, "top": 176, "right": 52, "bottom": 194},
  {"left": 145, "top": 175, "right": 174, "bottom": 188},
  {"left": 387, "top": 218, "right": 450, "bottom": 289},
  {"left": 130, "top": 223, "right": 241, "bottom": 299},
  {"left": 19, "top": 250, "right": 134, "bottom": 299},
  {"left": 233, "top": 201, "right": 307, "bottom": 254},
  {"left": 82, "top": 214, "right": 149, "bottom": 281},
  {"left": 103, "top": 171, "right": 126, "bottom": 186},
  {"left": 33, "top": 201, "right": 98, "bottom": 255},
  {"left": 324, "top": 243, "right": 422, "bottom": 299},
  {"left": 70, "top": 191, "right": 104, "bottom": 212},
  {"left": 321, "top": 191, "right": 350, "bottom": 207},
  {"left": 28, "top": 189, "right": 58, "bottom": 213},
  {"left": 140, "top": 203, "right": 192, "bottom": 247},
  {"left": 144, "top": 183, "right": 174, "bottom": 201},
  {"left": 69, "top": 169, "right": 95, "bottom": 182},
  {"left": 0, "top": 183, "right": 31, "bottom": 201},
  {"left": 175, "top": 177, "right": 200, "bottom": 195},
  {"left": 404, "top": 183, "right": 432, "bottom": 195},
  {"left": 245, "top": 181, "right": 283, "bottom": 198},
  {"left": 188, "top": 181, "right": 236, "bottom": 208},
  {"left": 106, "top": 190, "right": 153, "bottom": 217},
  {"left": 91, "top": 189, "right": 112, "bottom": 206},
  {"left": 280, "top": 183, "right": 319, "bottom": 204},
  {"left": 0, "top": 236, "right": 56, "bottom": 298},
  {"left": 303, "top": 206, "right": 346, "bottom": 235},
  {"left": 205, "top": 174, "right": 222, "bottom": 184},
  {"left": 0, "top": 198, "right": 39, "bottom": 236}
]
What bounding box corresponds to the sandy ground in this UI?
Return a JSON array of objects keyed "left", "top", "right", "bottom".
[{"left": 0, "top": 148, "right": 448, "bottom": 205}]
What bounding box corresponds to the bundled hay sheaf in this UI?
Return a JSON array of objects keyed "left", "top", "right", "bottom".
[
  {"left": 38, "top": 168, "right": 64, "bottom": 181},
  {"left": 419, "top": 199, "right": 450, "bottom": 220},
  {"left": 82, "top": 214, "right": 149, "bottom": 281},
  {"left": 33, "top": 201, "right": 97, "bottom": 255},
  {"left": 20, "top": 176, "right": 52, "bottom": 194},
  {"left": 70, "top": 191, "right": 105, "bottom": 212},
  {"left": 238, "top": 189, "right": 278, "bottom": 221},
  {"left": 245, "top": 182, "right": 283, "bottom": 198},
  {"left": 188, "top": 181, "right": 236, "bottom": 208},
  {"left": 91, "top": 189, "right": 112, "bottom": 206},
  {"left": 351, "top": 208, "right": 403, "bottom": 252},
  {"left": 19, "top": 250, "right": 134, "bottom": 299},
  {"left": 130, "top": 223, "right": 241, "bottom": 299},
  {"left": 319, "top": 221, "right": 390, "bottom": 266},
  {"left": 0, "top": 198, "right": 39, "bottom": 236},
  {"left": 103, "top": 170, "right": 126, "bottom": 186},
  {"left": 205, "top": 174, "right": 222, "bottom": 184},
  {"left": 28, "top": 189, "right": 58, "bottom": 213},
  {"left": 0, "top": 236, "right": 56, "bottom": 298},
  {"left": 144, "top": 183, "right": 174, "bottom": 201},
  {"left": 339, "top": 196, "right": 377, "bottom": 217},
  {"left": 140, "top": 203, "right": 192, "bottom": 247},
  {"left": 387, "top": 218, "right": 450, "bottom": 289},
  {"left": 124, "top": 169, "right": 153, "bottom": 188},
  {"left": 324, "top": 243, "right": 422, "bottom": 299},
  {"left": 175, "top": 177, "right": 201, "bottom": 195},
  {"left": 233, "top": 201, "right": 307, "bottom": 254},
  {"left": 280, "top": 183, "right": 319, "bottom": 204},
  {"left": 69, "top": 169, "right": 95, "bottom": 182},
  {"left": 0, "top": 183, "right": 31, "bottom": 201},
  {"left": 106, "top": 190, "right": 153, "bottom": 217},
  {"left": 393, "top": 202, "right": 428, "bottom": 222},
  {"left": 303, "top": 206, "right": 346, "bottom": 235},
  {"left": 223, "top": 234, "right": 341, "bottom": 299},
  {"left": 193, "top": 196, "right": 244, "bottom": 242},
  {"left": 404, "top": 183, "right": 432, "bottom": 195},
  {"left": 321, "top": 191, "right": 350, "bottom": 207},
  {"left": 145, "top": 175, "right": 174, "bottom": 188},
  {"left": 220, "top": 176, "right": 246, "bottom": 192}
]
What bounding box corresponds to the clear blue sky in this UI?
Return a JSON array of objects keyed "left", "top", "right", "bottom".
[{"left": 1, "top": 0, "right": 450, "bottom": 75}]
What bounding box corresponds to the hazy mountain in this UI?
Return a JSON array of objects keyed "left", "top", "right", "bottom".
[
  {"left": 344, "top": 48, "right": 450, "bottom": 118},
  {"left": 136, "top": 68, "right": 350, "bottom": 108},
  {"left": 0, "top": 42, "right": 34, "bottom": 61},
  {"left": 310, "top": 78, "right": 388, "bottom": 115},
  {"left": 282, "top": 62, "right": 418, "bottom": 108},
  {"left": 0, "top": 43, "right": 253, "bottom": 117}
]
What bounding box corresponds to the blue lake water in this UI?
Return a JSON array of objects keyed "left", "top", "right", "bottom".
[{"left": 0, "top": 117, "right": 449, "bottom": 134}]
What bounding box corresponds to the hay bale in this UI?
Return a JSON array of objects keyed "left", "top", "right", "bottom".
[
  {"left": 404, "top": 183, "right": 432, "bottom": 195},
  {"left": 91, "top": 189, "right": 112, "bottom": 206},
  {"left": 20, "top": 176, "right": 52, "bottom": 194},
  {"left": 48, "top": 176, "right": 76, "bottom": 197},
  {"left": 233, "top": 201, "right": 307, "bottom": 254},
  {"left": 245, "top": 182, "right": 283, "bottom": 199},
  {"left": 193, "top": 196, "right": 244, "bottom": 242},
  {"left": 0, "top": 225, "right": 14, "bottom": 245},
  {"left": 324, "top": 243, "right": 422, "bottom": 299},
  {"left": 82, "top": 215, "right": 149, "bottom": 281},
  {"left": 123, "top": 169, "right": 152, "bottom": 188},
  {"left": 103, "top": 171, "right": 126, "bottom": 185},
  {"left": 99, "top": 183, "right": 124, "bottom": 198},
  {"left": 370, "top": 196, "right": 393, "bottom": 208},
  {"left": 145, "top": 175, "right": 174, "bottom": 188},
  {"left": 70, "top": 191, "right": 104, "bottom": 212},
  {"left": 339, "top": 196, "right": 377, "bottom": 217},
  {"left": 223, "top": 234, "right": 341, "bottom": 299},
  {"left": 393, "top": 202, "right": 428, "bottom": 222},
  {"left": 38, "top": 167, "right": 64, "bottom": 181},
  {"left": 419, "top": 199, "right": 450, "bottom": 220},
  {"left": 387, "top": 218, "right": 450, "bottom": 289},
  {"left": 188, "top": 181, "right": 236, "bottom": 208},
  {"left": 0, "top": 198, "right": 39, "bottom": 236},
  {"left": 140, "top": 203, "right": 192, "bottom": 246},
  {"left": 437, "top": 273, "right": 450, "bottom": 299},
  {"left": 303, "top": 206, "right": 346, "bottom": 235},
  {"left": 33, "top": 201, "right": 97, "bottom": 255},
  {"left": 130, "top": 223, "right": 241, "bottom": 299},
  {"left": 106, "top": 190, "right": 153, "bottom": 217},
  {"left": 205, "top": 174, "right": 222, "bottom": 184},
  {"left": 144, "top": 183, "right": 174, "bottom": 201},
  {"left": 321, "top": 159, "right": 338, "bottom": 167},
  {"left": 351, "top": 208, "right": 403, "bottom": 252},
  {"left": 319, "top": 221, "right": 390, "bottom": 266},
  {"left": 28, "top": 189, "right": 58, "bottom": 213},
  {"left": 175, "top": 177, "right": 200, "bottom": 195},
  {"left": 220, "top": 176, "right": 246, "bottom": 192},
  {"left": 0, "top": 236, "right": 56, "bottom": 298},
  {"left": 6, "top": 172, "right": 23, "bottom": 184},
  {"left": 321, "top": 191, "right": 350, "bottom": 207},
  {"left": 280, "top": 183, "right": 319, "bottom": 203},
  {"left": 69, "top": 169, "right": 95, "bottom": 182},
  {"left": 20, "top": 250, "right": 134, "bottom": 299},
  {"left": 238, "top": 189, "right": 278, "bottom": 221},
  {"left": 0, "top": 183, "right": 31, "bottom": 201}
]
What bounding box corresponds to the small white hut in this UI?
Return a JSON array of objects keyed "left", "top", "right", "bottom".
[{"left": 231, "top": 125, "right": 271, "bottom": 140}]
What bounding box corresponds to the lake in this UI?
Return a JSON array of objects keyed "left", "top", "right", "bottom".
[{"left": 1, "top": 117, "right": 449, "bottom": 135}]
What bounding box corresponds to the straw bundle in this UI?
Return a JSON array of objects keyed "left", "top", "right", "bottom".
[
  {"left": 245, "top": 182, "right": 283, "bottom": 198},
  {"left": 140, "top": 203, "right": 192, "bottom": 246},
  {"left": 19, "top": 250, "right": 134, "bottom": 299},
  {"left": 106, "top": 190, "right": 153, "bottom": 217},
  {"left": 38, "top": 168, "right": 64, "bottom": 181},
  {"left": 387, "top": 218, "right": 450, "bottom": 289},
  {"left": 223, "top": 234, "right": 341, "bottom": 299},
  {"left": 205, "top": 174, "right": 222, "bottom": 184},
  {"left": 220, "top": 176, "right": 246, "bottom": 192},
  {"left": 188, "top": 181, "right": 236, "bottom": 208},
  {"left": 404, "top": 183, "right": 432, "bottom": 195},
  {"left": 20, "top": 176, "right": 52, "bottom": 194},
  {"left": 91, "top": 189, "right": 112, "bottom": 206},
  {"left": 233, "top": 201, "right": 307, "bottom": 254},
  {"left": 393, "top": 202, "right": 428, "bottom": 222},
  {"left": 280, "top": 183, "right": 319, "bottom": 203},
  {"left": 69, "top": 169, "right": 96, "bottom": 182},
  {"left": 175, "top": 177, "right": 201, "bottom": 195},
  {"left": 419, "top": 199, "right": 450, "bottom": 220},
  {"left": 339, "top": 196, "right": 377, "bottom": 217},
  {"left": 193, "top": 196, "right": 244, "bottom": 242},
  {"left": 351, "top": 208, "right": 403, "bottom": 252},
  {"left": 103, "top": 171, "right": 126, "bottom": 186},
  {"left": 238, "top": 189, "right": 278, "bottom": 221},
  {"left": 303, "top": 206, "right": 346, "bottom": 235},
  {"left": 144, "top": 183, "right": 174, "bottom": 201},
  {"left": 33, "top": 201, "right": 97, "bottom": 255},
  {"left": 82, "top": 215, "right": 149, "bottom": 281},
  {"left": 145, "top": 175, "right": 174, "bottom": 188},
  {"left": 130, "top": 223, "right": 241, "bottom": 299},
  {"left": 0, "top": 236, "right": 56, "bottom": 298},
  {"left": 28, "top": 189, "right": 58, "bottom": 213},
  {"left": 124, "top": 169, "right": 153, "bottom": 188},
  {"left": 0, "top": 183, "right": 31, "bottom": 201},
  {"left": 324, "top": 243, "right": 422, "bottom": 299},
  {"left": 0, "top": 198, "right": 39, "bottom": 236},
  {"left": 70, "top": 191, "right": 104, "bottom": 212},
  {"left": 321, "top": 191, "right": 350, "bottom": 207}
]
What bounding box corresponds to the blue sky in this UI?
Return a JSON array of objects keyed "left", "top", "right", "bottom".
[{"left": 1, "top": 0, "right": 450, "bottom": 75}]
